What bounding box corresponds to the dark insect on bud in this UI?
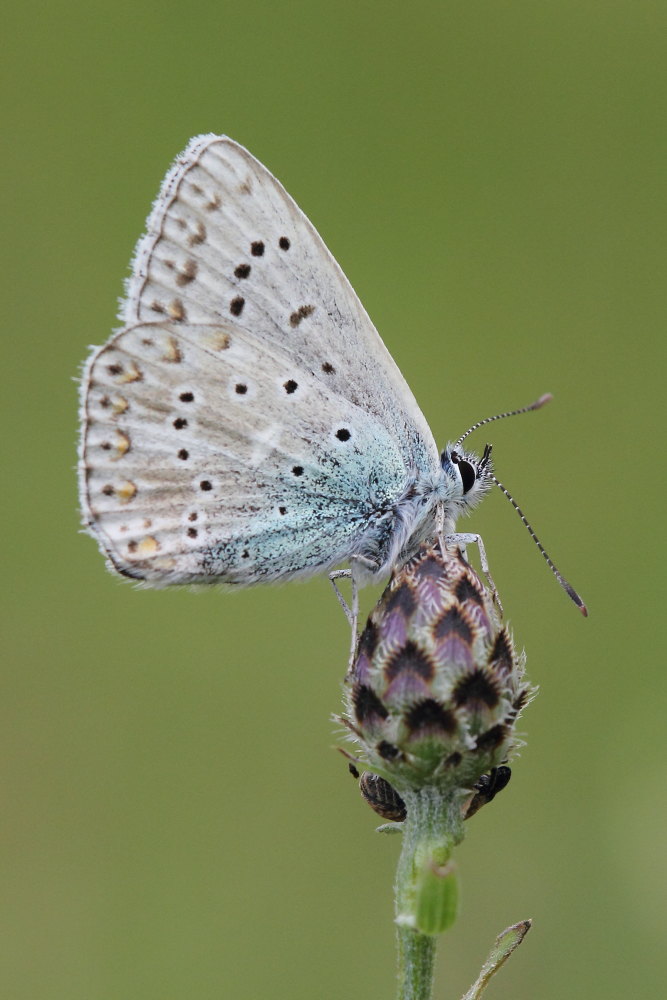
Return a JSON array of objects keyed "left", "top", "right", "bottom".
[
  {"left": 464, "top": 766, "right": 512, "bottom": 820},
  {"left": 359, "top": 772, "right": 407, "bottom": 823}
]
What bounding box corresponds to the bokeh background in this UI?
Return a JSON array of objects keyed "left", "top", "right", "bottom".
[{"left": 4, "top": 2, "right": 665, "bottom": 998}]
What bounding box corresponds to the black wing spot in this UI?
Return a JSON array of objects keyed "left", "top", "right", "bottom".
[
  {"left": 251, "top": 241, "right": 265, "bottom": 256},
  {"left": 292, "top": 465, "right": 304, "bottom": 477},
  {"left": 234, "top": 263, "right": 251, "bottom": 279},
  {"left": 177, "top": 448, "right": 189, "bottom": 460},
  {"left": 290, "top": 304, "right": 315, "bottom": 327},
  {"left": 235, "top": 384, "right": 248, "bottom": 395},
  {"left": 179, "top": 392, "right": 194, "bottom": 402},
  {"left": 187, "top": 527, "right": 198, "bottom": 538},
  {"left": 336, "top": 428, "right": 351, "bottom": 441},
  {"left": 278, "top": 236, "right": 290, "bottom": 250},
  {"left": 322, "top": 362, "right": 335, "bottom": 374},
  {"left": 173, "top": 418, "right": 187, "bottom": 429},
  {"left": 199, "top": 480, "right": 212, "bottom": 491},
  {"left": 230, "top": 296, "right": 245, "bottom": 316},
  {"left": 283, "top": 379, "right": 298, "bottom": 394}
]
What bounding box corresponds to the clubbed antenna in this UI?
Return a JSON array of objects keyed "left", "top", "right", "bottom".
[
  {"left": 453, "top": 393, "right": 553, "bottom": 450},
  {"left": 492, "top": 473, "right": 588, "bottom": 616}
]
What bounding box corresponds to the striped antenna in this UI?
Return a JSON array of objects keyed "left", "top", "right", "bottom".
[
  {"left": 454, "top": 393, "right": 553, "bottom": 450},
  {"left": 492, "top": 473, "right": 588, "bottom": 616},
  {"left": 453, "top": 392, "right": 587, "bottom": 616}
]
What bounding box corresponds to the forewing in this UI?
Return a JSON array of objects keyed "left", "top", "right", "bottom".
[{"left": 123, "top": 134, "right": 438, "bottom": 467}]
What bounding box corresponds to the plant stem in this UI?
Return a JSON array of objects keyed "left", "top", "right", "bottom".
[
  {"left": 394, "top": 787, "right": 465, "bottom": 1000},
  {"left": 396, "top": 927, "right": 436, "bottom": 1000}
]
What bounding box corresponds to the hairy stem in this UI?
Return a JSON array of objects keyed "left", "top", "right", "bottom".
[
  {"left": 394, "top": 787, "right": 465, "bottom": 1000},
  {"left": 397, "top": 928, "right": 436, "bottom": 1000}
]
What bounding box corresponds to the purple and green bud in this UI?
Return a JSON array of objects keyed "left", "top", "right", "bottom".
[{"left": 342, "top": 541, "right": 533, "bottom": 816}]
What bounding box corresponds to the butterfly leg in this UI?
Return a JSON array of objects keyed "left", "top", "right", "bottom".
[
  {"left": 329, "top": 570, "right": 354, "bottom": 624},
  {"left": 442, "top": 532, "right": 503, "bottom": 617},
  {"left": 329, "top": 569, "right": 360, "bottom": 669}
]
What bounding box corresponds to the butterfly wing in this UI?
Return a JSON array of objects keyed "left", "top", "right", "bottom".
[{"left": 79, "top": 135, "right": 440, "bottom": 585}]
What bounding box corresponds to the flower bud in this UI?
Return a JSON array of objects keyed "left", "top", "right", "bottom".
[{"left": 342, "top": 540, "right": 533, "bottom": 808}]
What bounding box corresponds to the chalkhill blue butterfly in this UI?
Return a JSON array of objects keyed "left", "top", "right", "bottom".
[{"left": 78, "top": 135, "right": 585, "bottom": 614}]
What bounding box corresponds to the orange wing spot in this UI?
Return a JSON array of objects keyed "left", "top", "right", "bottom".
[
  {"left": 187, "top": 222, "right": 207, "bottom": 246},
  {"left": 162, "top": 336, "right": 183, "bottom": 363},
  {"left": 167, "top": 299, "right": 186, "bottom": 322},
  {"left": 111, "top": 396, "right": 129, "bottom": 415},
  {"left": 112, "top": 431, "right": 131, "bottom": 459},
  {"left": 116, "top": 481, "right": 137, "bottom": 503},
  {"left": 137, "top": 536, "right": 159, "bottom": 556},
  {"left": 118, "top": 361, "right": 143, "bottom": 383},
  {"left": 209, "top": 330, "right": 231, "bottom": 351},
  {"left": 175, "top": 259, "right": 198, "bottom": 286}
]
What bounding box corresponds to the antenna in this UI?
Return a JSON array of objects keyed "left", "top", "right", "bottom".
[
  {"left": 454, "top": 393, "right": 553, "bottom": 451},
  {"left": 492, "top": 472, "right": 588, "bottom": 616},
  {"left": 451, "top": 392, "right": 587, "bottom": 616}
]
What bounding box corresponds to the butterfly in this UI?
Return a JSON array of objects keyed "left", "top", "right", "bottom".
[{"left": 78, "top": 134, "right": 564, "bottom": 602}]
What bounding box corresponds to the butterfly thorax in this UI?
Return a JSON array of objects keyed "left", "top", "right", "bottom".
[{"left": 350, "top": 443, "right": 493, "bottom": 583}]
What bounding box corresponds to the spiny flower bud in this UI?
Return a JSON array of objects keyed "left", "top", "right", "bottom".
[{"left": 342, "top": 540, "right": 533, "bottom": 813}]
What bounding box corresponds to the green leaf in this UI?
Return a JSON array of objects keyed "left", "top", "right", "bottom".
[
  {"left": 460, "top": 920, "right": 532, "bottom": 1000},
  {"left": 414, "top": 860, "right": 458, "bottom": 936}
]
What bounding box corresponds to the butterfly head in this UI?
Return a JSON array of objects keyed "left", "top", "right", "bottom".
[
  {"left": 440, "top": 442, "right": 494, "bottom": 514},
  {"left": 438, "top": 394, "right": 554, "bottom": 516}
]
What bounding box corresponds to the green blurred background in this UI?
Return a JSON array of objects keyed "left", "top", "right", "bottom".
[{"left": 3, "top": 2, "right": 664, "bottom": 997}]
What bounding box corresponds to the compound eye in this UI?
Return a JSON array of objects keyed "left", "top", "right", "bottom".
[{"left": 458, "top": 460, "right": 476, "bottom": 494}]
